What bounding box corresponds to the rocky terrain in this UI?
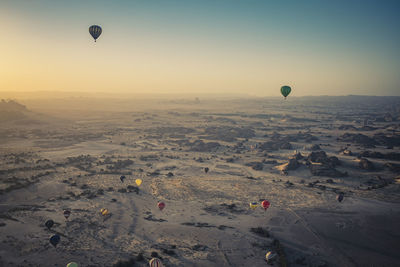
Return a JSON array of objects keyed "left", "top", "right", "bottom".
[{"left": 0, "top": 96, "right": 399, "bottom": 267}]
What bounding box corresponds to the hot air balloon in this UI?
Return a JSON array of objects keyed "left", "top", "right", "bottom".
[
  {"left": 336, "top": 192, "right": 344, "bottom": 203},
  {"left": 204, "top": 167, "right": 209, "bottom": 173},
  {"left": 249, "top": 202, "right": 258, "bottom": 210},
  {"left": 45, "top": 219, "right": 54, "bottom": 230},
  {"left": 120, "top": 175, "right": 126, "bottom": 183},
  {"left": 261, "top": 200, "right": 270, "bottom": 211},
  {"left": 63, "top": 210, "right": 71, "bottom": 220},
  {"left": 158, "top": 202, "right": 165, "bottom": 211},
  {"left": 135, "top": 179, "right": 142, "bottom": 186},
  {"left": 265, "top": 251, "right": 277, "bottom": 262},
  {"left": 66, "top": 262, "right": 78, "bottom": 267},
  {"left": 49, "top": 234, "right": 60, "bottom": 247},
  {"left": 89, "top": 25, "right": 102, "bottom": 42},
  {"left": 100, "top": 208, "right": 109, "bottom": 216},
  {"left": 280, "top": 85, "right": 291, "bottom": 99},
  {"left": 149, "top": 258, "right": 163, "bottom": 267}
]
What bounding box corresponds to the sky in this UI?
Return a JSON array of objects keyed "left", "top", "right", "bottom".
[{"left": 0, "top": 0, "right": 399, "bottom": 96}]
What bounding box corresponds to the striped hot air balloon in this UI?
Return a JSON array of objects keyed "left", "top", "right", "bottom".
[
  {"left": 149, "top": 258, "right": 163, "bottom": 267},
  {"left": 89, "top": 25, "right": 102, "bottom": 42}
]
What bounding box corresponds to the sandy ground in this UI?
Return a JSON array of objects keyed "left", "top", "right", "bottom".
[{"left": 0, "top": 96, "right": 399, "bottom": 267}]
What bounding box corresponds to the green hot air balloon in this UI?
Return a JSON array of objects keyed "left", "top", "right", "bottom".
[
  {"left": 89, "top": 25, "right": 102, "bottom": 42},
  {"left": 280, "top": 86, "right": 291, "bottom": 99}
]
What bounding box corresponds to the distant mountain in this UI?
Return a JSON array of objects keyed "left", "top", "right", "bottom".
[
  {"left": 0, "top": 99, "right": 29, "bottom": 122},
  {"left": 0, "top": 99, "right": 27, "bottom": 111}
]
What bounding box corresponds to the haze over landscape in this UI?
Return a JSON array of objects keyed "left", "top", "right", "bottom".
[{"left": 0, "top": 1, "right": 400, "bottom": 267}]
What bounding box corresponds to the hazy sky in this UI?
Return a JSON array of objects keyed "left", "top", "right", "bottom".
[{"left": 1, "top": 0, "right": 399, "bottom": 96}]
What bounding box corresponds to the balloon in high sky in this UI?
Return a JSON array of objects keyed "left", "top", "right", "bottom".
[
  {"left": 89, "top": 25, "right": 102, "bottom": 42},
  {"left": 135, "top": 179, "right": 142, "bottom": 186},
  {"left": 280, "top": 85, "right": 291, "bottom": 99}
]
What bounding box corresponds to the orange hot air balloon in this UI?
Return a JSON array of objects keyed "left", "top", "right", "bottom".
[
  {"left": 261, "top": 200, "right": 270, "bottom": 211},
  {"left": 158, "top": 202, "right": 165, "bottom": 211}
]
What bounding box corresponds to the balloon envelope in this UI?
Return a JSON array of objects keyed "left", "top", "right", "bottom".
[
  {"left": 50, "top": 234, "right": 60, "bottom": 247},
  {"left": 249, "top": 202, "right": 258, "bottom": 210},
  {"left": 100, "top": 208, "right": 109, "bottom": 216},
  {"left": 204, "top": 167, "right": 209, "bottom": 173},
  {"left": 135, "top": 179, "right": 142, "bottom": 186},
  {"left": 63, "top": 210, "right": 71, "bottom": 219},
  {"left": 336, "top": 193, "right": 344, "bottom": 202},
  {"left": 280, "top": 86, "right": 291, "bottom": 99},
  {"left": 261, "top": 200, "right": 270, "bottom": 210},
  {"left": 158, "top": 202, "right": 165, "bottom": 211},
  {"left": 265, "top": 251, "right": 277, "bottom": 262},
  {"left": 45, "top": 219, "right": 54, "bottom": 229},
  {"left": 149, "top": 258, "right": 163, "bottom": 267},
  {"left": 89, "top": 25, "right": 102, "bottom": 42},
  {"left": 67, "top": 262, "right": 78, "bottom": 267},
  {"left": 120, "top": 175, "right": 126, "bottom": 182}
]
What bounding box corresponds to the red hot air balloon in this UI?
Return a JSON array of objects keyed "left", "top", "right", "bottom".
[
  {"left": 261, "top": 200, "right": 270, "bottom": 211},
  {"left": 158, "top": 202, "right": 165, "bottom": 211},
  {"left": 63, "top": 210, "right": 71, "bottom": 220}
]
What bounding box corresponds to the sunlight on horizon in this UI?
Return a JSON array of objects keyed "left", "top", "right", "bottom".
[{"left": 1, "top": 0, "right": 399, "bottom": 96}]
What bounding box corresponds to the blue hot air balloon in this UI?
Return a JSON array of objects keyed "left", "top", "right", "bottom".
[{"left": 50, "top": 234, "right": 60, "bottom": 247}]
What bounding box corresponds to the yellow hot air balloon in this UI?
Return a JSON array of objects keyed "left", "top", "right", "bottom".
[
  {"left": 249, "top": 202, "right": 258, "bottom": 210},
  {"left": 135, "top": 179, "right": 143, "bottom": 186},
  {"left": 100, "top": 208, "right": 109, "bottom": 216},
  {"left": 265, "top": 251, "right": 277, "bottom": 262}
]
